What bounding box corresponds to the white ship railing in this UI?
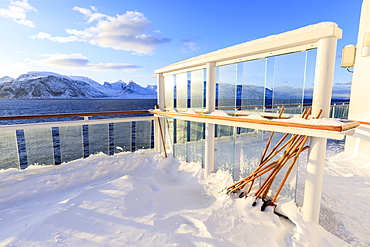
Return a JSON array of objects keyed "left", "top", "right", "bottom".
[
  {"left": 155, "top": 22, "right": 344, "bottom": 223},
  {"left": 0, "top": 111, "right": 156, "bottom": 170}
]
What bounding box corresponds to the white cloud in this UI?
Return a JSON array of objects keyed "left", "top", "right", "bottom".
[
  {"left": 33, "top": 8, "right": 170, "bottom": 54},
  {"left": 180, "top": 39, "right": 200, "bottom": 53},
  {"left": 34, "top": 53, "right": 142, "bottom": 71},
  {"left": 34, "top": 32, "right": 79, "bottom": 42},
  {"left": 72, "top": 6, "right": 106, "bottom": 23},
  {"left": 0, "top": 0, "right": 37, "bottom": 27}
]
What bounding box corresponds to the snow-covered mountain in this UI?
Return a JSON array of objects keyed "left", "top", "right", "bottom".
[{"left": 0, "top": 72, "right": 157, "bottom": 99}]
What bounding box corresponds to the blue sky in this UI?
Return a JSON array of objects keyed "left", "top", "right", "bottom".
[{"left": 0, "top": 0, "right": 363, "bottom": 91}]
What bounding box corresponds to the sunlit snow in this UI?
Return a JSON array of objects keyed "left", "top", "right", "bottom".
[{"left": 1, "top": 141, "right": 368, "bottom": 246}]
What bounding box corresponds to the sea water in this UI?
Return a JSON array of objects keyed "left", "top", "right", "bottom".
[{"left": 0, "top": 99, "right": 157, "bottom": 124}]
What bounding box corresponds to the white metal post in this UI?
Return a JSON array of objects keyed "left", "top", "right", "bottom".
[
  {"left": 303, "top": 36, "right": 338, "bottom": 223},
  {"left": 204, "top": 62, "right": 216, "bottom": 176},
  {"left": 155, "top": 73, "right": 165, "bottom": 153}
]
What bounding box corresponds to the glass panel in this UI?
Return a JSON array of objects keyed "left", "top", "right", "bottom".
[
  {"left": 304, "top": 49, "right": 317, "bottom": 108},
  {"left": 238, "top": 59, "right": 266, "bottom": 114},
  {"left": 113, "top": 122, "right": 132, "bottom": 153},
  {"left": 190, "top": 69, "right": 205, "bottom": 111},
  {"left": 214, "top": 124, "right": 235, "bottom": 175},
  {"left": 238, "top": 130, "right": 264, "bottom": 180},
  {"left": 267, "top": 133, "right": 298, "bottom": 200},
  {"left": 217, "top": 63, "right": 237, "bottom": 114},
  {"left": 264, "top": 57, "right": 275, "bottom": 115},
  {"left": 24, "top": 128, "right": 54, "bottom": 166},
  {"left": 174, "top": 119, "right": 187, "bottom": 160},
  {"left": 164, "top": 75, "right": 175, "bottom": 109},
  {"left": 59, "top": 126, "right": 84, "bottom": 163},
  {"left": 272, "top": 52, "right": 306, "bottom": 115},
  {"left": 188, "top": 122, "right": 204, "bottom": 166},
  {"left": 0, "top": 130, "right": 19, "bottom": 170},
  {"left": 88, "top": 124, "right": 109, "bottom": 155},
  {"left": 176, "top": 72, "right": 188, "bottom": 111},
  {"left": 135, "top": 121, "right": 151, "bottom": 150},
  {"left": 165, "top": 118, "right": 175, "bottom": 154}
]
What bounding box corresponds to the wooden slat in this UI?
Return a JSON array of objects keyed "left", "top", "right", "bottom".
[{"left": 149, "top": 110, "right": 359, "bottom": 133}]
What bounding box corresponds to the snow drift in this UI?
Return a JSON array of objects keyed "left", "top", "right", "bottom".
[{"left": 0, "top": 150, "right": 347, "bottom": 246}]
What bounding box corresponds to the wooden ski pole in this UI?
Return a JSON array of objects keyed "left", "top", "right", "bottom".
[
  {"left": 157, "top": 117, "right": 167, "bottom": 158},
  {"left": 228, "top": 161, "right": 279, "bottom": 193},
  {"left": 256, "top": 134, "right": 305, "bottom": 199},
  {"left": 272, "top": 138, "right": 309, "bottom": 203}
]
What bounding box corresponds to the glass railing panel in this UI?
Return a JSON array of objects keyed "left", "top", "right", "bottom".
[
  {"left": 165, "top": 118, "right": 175, "bottom": 154},
  {"left": 238, "top": 59, "right": 266, "bottom": 114},
  {"left": 188, "top": 122, "right": 204, "bottom": 166},
  {"left": 24, "top": 128, "right": 54, "bottom": 166},
  {"left": 217, "top": 63, "right": 237, "bottom": 114},
  {"left": 267, "top": 132, "right": 298, "bottom": 200},
  {"left": 214, "top": 124, "right": 235, "bottom": 175},
  {"left": 164, "top": 74, "right": 175, "bottom": 109},
  {"left": 113, "top": 122, "right": 132, "bottom": 153},
  {"left": 303, "top": 49, "right": 317, "bottom": 104},
  {"left": 272, "top": 52, "right": 306, "bottom": 113},
  {"left": 238, "top": 130, "right": 264, "bottom": 180},
  {"left": 134, "top": 121, "right": 152, "bottom": 150},
  {"left": 88, "top": 124, "right": 109, "bottom": 155},
  {"left": 330, "top": 103, "right": 349, "bottom": 119},
  {"left": 190, "top": 69, "right": 205, "bottom": 111},
  {"left": 59, "top": 126, "right": 84, "bottom": 163},
  {"left": 174, "top": 119, "right": 187, "bottom": 160},
  {"left": 176, "top": 72, "right": 188, "bottom": 111},
  {"left": 0, "top": 130, "right": 20, "bottom": 170}
]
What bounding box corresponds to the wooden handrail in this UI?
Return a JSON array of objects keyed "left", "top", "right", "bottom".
[
  {"left": 0, "top": 110, "right": 151, "bottom": 121},
  {"left": 359, "top": 121, "right": 370, "bottom": 126}
]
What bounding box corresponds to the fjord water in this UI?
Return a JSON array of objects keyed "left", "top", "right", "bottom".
[{"left": 0, "top": 99, "right": 157, "bottom": 124}]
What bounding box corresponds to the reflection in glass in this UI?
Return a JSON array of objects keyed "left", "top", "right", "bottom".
[
  {"left": 59, "top": 126, "right": 84, "bottom": 163},
  {"left": 176, "top": 72, "right": 188, "bottom": 111},
  {"left": 135, "top": 121, "right": 152, "bottom": 150},
  {"left": 190, "top": 69, "right": 205, "bottom": 111},
  {"left": 174, "top": 119, "right": 187, "bottom": 160},
  {"left": 272, "top": 52, "right": 306, "bottom": 113},
  {"left": 217, "top": 64, "right": 237, "bottom": 114},
  {"left": 164, "top": 75, "right": 175, "bottom": 109},
  {"left": 88, "top": 124, "right": 109, "bottom": 155},
  {"left": 165, "top": 118, "right": 175, "bottom": 154},
  {"left": 188, "top": 122, "right": 204, "bottom": 166},
  {"left": 238, "top": 131, "right": 264, "bottom": 180},
  {"left": 24, "top": 128, "right": 54, "bottom": 166},
  {"left": 113, "top": 122, "right": 132, "bottom": 153},
  {"left": 0, "top": 130, "right": 19, "bottom": 169},
  {"left": 238, "top": 59, "right": 266, "bottom": 113},
  {"left": 214, "top": 124, "right": 235, "bottom": 175}
]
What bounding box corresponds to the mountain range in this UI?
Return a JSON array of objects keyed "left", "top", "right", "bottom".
[{"left": 0, "top": 72, "right": 157, "bottom": 99}]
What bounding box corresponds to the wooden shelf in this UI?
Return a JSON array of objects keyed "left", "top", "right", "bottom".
[{"left": 150, "top": 110, "right": 359, "bottom": 140}]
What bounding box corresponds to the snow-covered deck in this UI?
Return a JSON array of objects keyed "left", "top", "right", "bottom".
[{"left": 2, "top": 149, "right": 367, "bottom": 246}]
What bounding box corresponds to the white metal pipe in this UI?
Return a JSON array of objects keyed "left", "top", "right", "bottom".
[
  {"left": 303, "top": 137, "right": 327, "bottom": 223},
  {"left": 303, "top": 36, "right": 338, "bottom": 223},
  {"left": 204, "top": 62, "right": 217, "bottom": 176},
  {"left": 157, "top": 73, "right": 165, "bottom": 110},
  {"left": 155, "top": 73, "right": 165, "bottom": 153},
  {"left": 204, "top": 123, "right": 215, "bottom": 176},
  {"left": 311, "top": 37, "right": 337, "bottom": 118},
  {"left": 206, "top": 62, "right": 216, "bottom": 114}
]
